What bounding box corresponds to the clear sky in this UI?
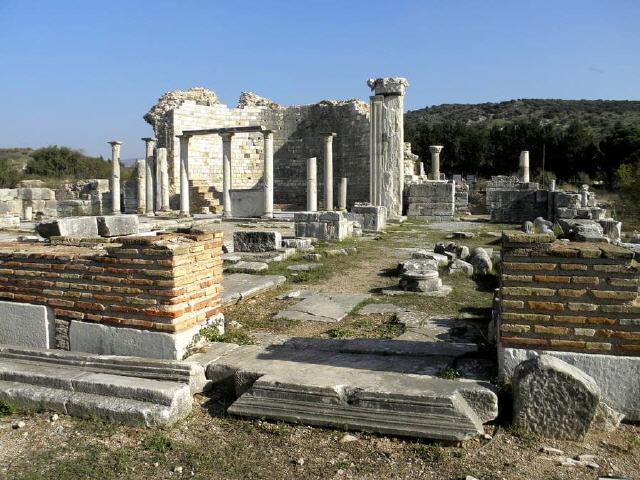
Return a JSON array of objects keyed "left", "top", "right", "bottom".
[{"left": 0, "top": 0, "right": 638, "bottom": 160}]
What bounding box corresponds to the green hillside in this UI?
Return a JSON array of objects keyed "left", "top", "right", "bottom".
[{"left": 406, "top": 99, "right": 640, "bottom": 138}]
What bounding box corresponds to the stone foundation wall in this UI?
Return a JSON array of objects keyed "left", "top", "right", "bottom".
[
  {"left": 0, "top": 187, "right": 57, "bottom": 218},
  {"left": 499, "top": 231, "right": 640, "bottom": 356},
  {"left": 406, "top": 181, "right": 455, "bottom": 221},
  {"left": 0, "top": 231, "right": 223, "bottom": 347}
]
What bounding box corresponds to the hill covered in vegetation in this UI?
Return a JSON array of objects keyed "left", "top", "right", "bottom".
[
  {"left": 406, "top": 99, "right": 640, "bottom": 138},
  {"left": 0, "top": 146, "right": 128, "bottom": 188}
]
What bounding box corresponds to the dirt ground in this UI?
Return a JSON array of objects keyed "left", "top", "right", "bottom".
[{"left": 1, "top": 218, "right": 639, "bottom": 480}]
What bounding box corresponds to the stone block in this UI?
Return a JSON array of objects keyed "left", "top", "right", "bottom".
[
  {"left": 69, "top": 318, "right": 221, "bottom": 360},
  {"left": 233, "top": 231, "right": 282, "bottom": 252},
  {"left": 97, "top": 214, "right": 139, "bottom": 237},
  {"left": 512, "top": 354, "right": 600, "bottom": 440},
  {"left": 0, "top": 215, "right": 20, "bottom": 229},
  {"left": 36, "top": 216, "right": 100, "bottom": 238},
  {"left": 0, "top": 301, "right": 56, "bottom": 348},
  {"left": 351, "top": 203, "right": 386, "bottom": 231}
]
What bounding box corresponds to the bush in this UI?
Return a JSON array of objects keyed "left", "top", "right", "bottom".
[{"left": 25, "top": 145, "right": 112, "bottom": 179}]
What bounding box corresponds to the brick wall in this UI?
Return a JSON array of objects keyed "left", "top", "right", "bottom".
[
  {"left": 0, "top": 231, "right": 223, "bottom": 347},
  {"left": 499, "top": 231, "right": 640, "bottom": 356}
]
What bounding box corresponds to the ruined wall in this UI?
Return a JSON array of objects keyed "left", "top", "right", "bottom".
[
  {"left": 146, "top": 89, "right": 370, "bottom": 208},
  {"left": 499, "top": 231, "right": 640, "bottom": 356},
  {"left": 0, "top": 232, "right": 223, "bottom": 349}
]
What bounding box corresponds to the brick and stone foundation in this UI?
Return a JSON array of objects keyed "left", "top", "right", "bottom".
[
  {"left": 0, "top": 230, "right": 224, "bottom": 359},
  {"left": 406, "top": 181, "right": 455, "bottom": 221},
  {"left": 497, "top": 231, "right": 640, "bottom": 419}
]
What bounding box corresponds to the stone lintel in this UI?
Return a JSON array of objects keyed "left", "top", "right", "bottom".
[{"left": 181, "top": 125, "right": 268, "bottom": 137}]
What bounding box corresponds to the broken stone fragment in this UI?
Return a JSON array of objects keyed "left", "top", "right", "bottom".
[{"left": 512, "top": 355, "right": 600, "bottom": 440}]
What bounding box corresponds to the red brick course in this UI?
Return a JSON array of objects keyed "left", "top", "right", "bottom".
[{"left": 0, "top": 231, "right": 223, "bottom": 334}]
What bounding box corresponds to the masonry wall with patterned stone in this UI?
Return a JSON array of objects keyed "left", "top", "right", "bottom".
[
  {"left": 0, "top": 231, "right": 223, "bottom": 350},
  {"left": 499, "top": 231, "right": 640, "bottom": 356},
  {"left": 150, "top": 94, "right": 370, "bottom": 208}
]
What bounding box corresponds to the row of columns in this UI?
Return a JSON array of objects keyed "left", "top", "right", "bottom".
[
  {"left": 107, "top": 139, "right": 170, "bottom": 215},
  {"left": 305, "top": 155, "right": 348, "bottom": 212},
  {"left": 177, "top": 130, "right": 275, "bottom": 218}
]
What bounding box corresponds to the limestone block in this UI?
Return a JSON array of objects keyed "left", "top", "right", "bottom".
[
  {"left": 233, "top": 231, "right": 282, "bottom": 252},
  {"left": 0, "top": 215, "right": 20, "bottom": 229},
  {"left": 0, "top": 301, "right": 56, "bottom": 348},
  {"left": 512, "top": 355, "right": 600, "bottom": 440},
  {"left": 97, "top": 214, "right": 139, "bottom": 237},
  {"left": 69, "top": 319, "right": 220, "bottom": 360},
  {"left": 36, "top": 216, "right": 100, "bottom": 238},
  {"left": 351, "top": 203, "right": 386, "bottom": 231}
]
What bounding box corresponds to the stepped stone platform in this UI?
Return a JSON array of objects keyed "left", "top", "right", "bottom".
[
  {"left": 189, "top": 339, "right": 498, "bottom": 441},
  {"left": 0, "top": 345, "right": 205, "bottom": 426}
]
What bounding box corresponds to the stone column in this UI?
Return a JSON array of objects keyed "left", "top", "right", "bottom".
[
  {"left": 108, "top": 141, "right": 122, "bottom": 214},
  {"left": 307, "top": 157, "right": 317, "bottom": 212},
  {"left": 221, "top": 133, "right": 234, "bottom": 218},
  {"left": 580, "top": 184, "right": 589, "bottom": 207},
  {"left": 154, "top": 149, "right": 162, "bottom": 212},
  {"left": 369, "top": 95, "right": 384, "bottom": 205},
  {"left": 367, "top": 77, "right": 408, "bottom": 218},
  {"left": 519, "top": 151, "right": 530, "bottom": 183},
  {"left": 179, "top": 136, "right": 190, "bottom": 216},
  {"left": 323, "top": 133, "right": 336, "bottom": 210},
  {"left": 339, "top": 177, "right": 348, "bottom": 211},
  {"left": 136, "top": 158, "right": 146, "bottom": 214},
  {"left": 429, "top": 145, "right": 444, "bottom": 180},
  {"left": 157, "top": 147, "right": 170, "bottom": 211},
  {"left": 142, "top": 137, "right": 155, "bottom": 215},
  {"left": 550, "top": 179, "right": 556, "bottom": 192},
  {"left": 263, "top": 131, "right": 274, "bottom": 218}
]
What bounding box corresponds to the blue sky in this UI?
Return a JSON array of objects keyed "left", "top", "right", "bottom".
[{"left": 0, "top": 0, "right": 638, "bottom": 160}]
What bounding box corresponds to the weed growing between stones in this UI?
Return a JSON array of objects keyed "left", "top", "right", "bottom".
[
  {"left": 438, "top": 368, "right": 461, "bottom": 380},
  {"left": 0, "top": 399, "right": 16, "bottom": 418}
]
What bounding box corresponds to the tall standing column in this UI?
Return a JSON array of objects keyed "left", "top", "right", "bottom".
[
  {"left": 322, "top": 133, "right": 336, "bottom": 210},
  {"left": 221, "top": 133, "right": 234, "bottom": 218},
  {"left": 142, "top": 137, "right": 156, "bottom": 215},
  {"left": 108, "top": 141, "right": 122, "bottom": 214},
  {"left": 136, "top": 158, "right": 146, "bottom": 214},
  {"left": 339, "top": 177, "right": 348, "bottom": 211},
  {"left": 369, "top": 95, "right": 384, "bottom": 205},
  {"left": 429, "top": 145, "right": 444, "bottom": 180},
  {"left": 519, "top": 151, "right": 530, "bottom": 183},
  {"left": 307, "top": 157, "right": 317, "bottom": 212},
  {"left": 263, "top": 131, "right": 274, "bottom": 218},
  {"left": 157, "top": 147, "right": 170, "bottom": 211},
  {"left": 367, "top": 77, "right": 408, "bottom": 218},
  {"left": 179, "top": 135, "right": 190, "bottom": 216}
]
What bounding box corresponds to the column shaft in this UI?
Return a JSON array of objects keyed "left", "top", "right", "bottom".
[
  {"left": 108, "top": 141, "right": 122, "bottom": 214},
  {"left": 136, "top": 159, "right": 146, "bottom": 214},
  {"left": 179, "top": 136, "right": 190, "bottom": 216},
  {"left": 263, "top": 132, "right": 274, "bottom": 218},
  {"left": 323, "top": 134, "right": 335, "bottom": 210},
  {"left": 143, "top": 137, "right": 155, "bottom": 215},
  {"left": 429, "top": 146, "right": 443, "bottom": 180},
  {"left": 519, "top": 151, "right": 530, "bottom": 183},
  {"left": 157, "top": 147, "right": 170, "bottom": 211},
  {"left": 339, "top": 177, "right": 348, "bottom": 211},
  {"left": 222, "top": 133, "right": 233, "bottom": 218},
  {"left": 307, "top": 157, "right": 317, "bottom": 212}
]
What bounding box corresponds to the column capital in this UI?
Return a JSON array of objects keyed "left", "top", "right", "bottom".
[
  {"left": 321, "top": 132, "right": 337, "bottom": 138},
  {"left": 108, "top": 140, "right": 123, "bottom": 146},
  {"left": 367, "top": 77, "right": 409, "bottom": 96},
  {"left": 141, "top": 137, "right": 156, "bottom": 143},
  {"left": 220, "top": 132, "right": 235, "bottom": 141},
  {"left": 429, "top": 145, "right": 444, "bottom": 154}
]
